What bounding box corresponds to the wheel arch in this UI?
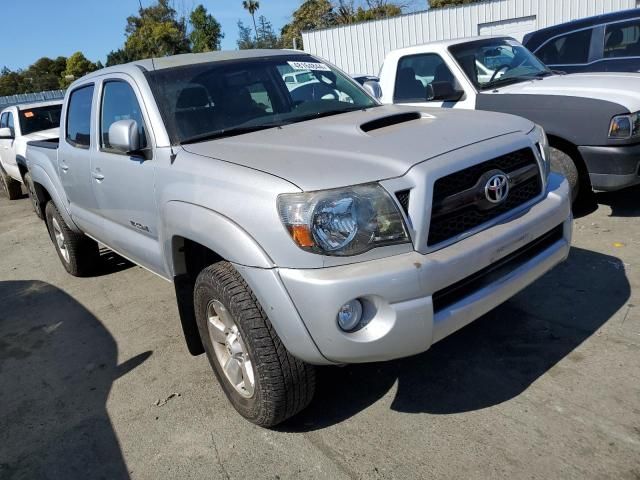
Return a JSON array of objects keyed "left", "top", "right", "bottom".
[
  {"left": 163, "top": 201, "right": 276, "bottom": 356},
  {"left": 546, "top": 134, "right": 592, "bottom": 191}
]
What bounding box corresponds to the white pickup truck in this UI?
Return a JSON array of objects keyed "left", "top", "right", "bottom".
[
  {"left": 375, "top": 36, "right": 640, "bottom": 200},
  {"left": 0, "top": 101, "right": 62, "bottom": 205}
]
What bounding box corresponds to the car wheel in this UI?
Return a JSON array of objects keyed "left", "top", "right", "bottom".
[
  {"left": 24, "top": 172, "right": 44, "bottom": 219},
  {"left": 549, "top": 147, "right": 579, "bottom": 203},
  {"left": 0, "top": 168, "right": 22, "bottom": 200},
  {"left": 194, "top": 261, "right": 316, "bottom": 427},
  {"left": 45, "top": 201, "right": 99, "bottom": 277}
]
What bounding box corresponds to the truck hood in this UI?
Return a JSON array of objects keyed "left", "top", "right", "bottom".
[
  {"left": 22, "top": 128, "right": 59, "bottom": 141},
  {"left": 182, "top": 105, "right": 533, "bottom": 191},
  {"left": 494, "top": 72, "right": 640, "bottom": 112}
]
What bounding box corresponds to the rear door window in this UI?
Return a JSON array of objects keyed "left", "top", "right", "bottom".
[
  {"left": 6, "top": 113, "right": 14, "bottom": 133},
  {"left": 0, "top": 113, "right": 7, "bottom": 128},
  {"left": 604, "top": 20, "right": 640, "bottom": 58},
  {"left": 536, "top": 29, "right": 593, "bottom": 65},
  {"left": 66, "top": 85, "right": 95, "bottom": 148}
]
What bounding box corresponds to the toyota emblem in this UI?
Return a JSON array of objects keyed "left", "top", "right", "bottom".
[{"left": 484, "top": 172, "right": 510, "bottom": 204}]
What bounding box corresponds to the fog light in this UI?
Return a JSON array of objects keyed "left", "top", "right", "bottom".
[{"left": 337, "top": 299, "right": 364, "bottom": 332}]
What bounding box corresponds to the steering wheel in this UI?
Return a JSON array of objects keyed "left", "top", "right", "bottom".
[{"left": 490, "top": 64, "right": 510, "bottom": 82}]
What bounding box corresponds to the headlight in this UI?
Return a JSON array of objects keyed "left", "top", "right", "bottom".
[
  {"left": 529, "top": 124, "right": 550, "bottom": 178},
  {"left": 609, "top": 112, "right": 640, "bottom": 139},
  {"left": 278, "top": 184, "right": 409, "bottom": 256}
]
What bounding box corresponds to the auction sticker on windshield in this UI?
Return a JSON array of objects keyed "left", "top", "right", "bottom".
[{"left": 288, "top": 61, "right": 331, "bottom": 72}]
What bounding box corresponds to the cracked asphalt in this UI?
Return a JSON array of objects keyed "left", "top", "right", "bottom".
[{"left": 1, "top": 187, "right": 639, "bottom": 479}]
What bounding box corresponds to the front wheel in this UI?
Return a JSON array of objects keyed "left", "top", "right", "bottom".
[
  {"left": 194, "top": 261, "right": 316, "bottom": 427},
  {"left": 45, "top": 202, "right": 99, "bottom": 277},
  {"left": 549, "top": 147, "right": 579, "bottom": 203}
]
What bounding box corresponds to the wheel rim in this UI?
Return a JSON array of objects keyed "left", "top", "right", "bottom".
[
  {"left": 51, "top": 217, "right": 70, "bottom": 264},
  {"left": 206, "top": 299, "right": 255, "bottom": 398}
]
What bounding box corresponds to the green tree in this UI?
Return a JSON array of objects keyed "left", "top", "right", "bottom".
[
  {"left": 190, "top": 4, "right": 224, "bottom": 52},
  {"left": 242, "top": 0, "right": 260, "bottom": 41},
  {"left": 105, "top": 49, "right": 132, "bottom": 67},
  {"left": 124, "top": 0, "right": 190, "bottom": 60},
  {"left": 60, "top": 52, "right": 98, "bottom": 88},
  {"left": 237, "top": 20, "right": 256, "bottom": 49},
  {"left": 0, "top": 68, "right": 26, "bottom": 96},
  {"left": 22, "top": 57, "right": 67, "bottom": 93},
  {"left": 429, "top": 0, "right": 483, "bottom": 7},
  {"left": 256, "top": 16, "right": 279, "bottom": 49},
  {"left": 280, "top": 0, "right": 337, "bottom": 49}
]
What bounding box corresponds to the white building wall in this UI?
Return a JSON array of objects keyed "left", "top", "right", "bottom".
[{"left": 302, "top": 0, "right": 638, "bottom": 75}]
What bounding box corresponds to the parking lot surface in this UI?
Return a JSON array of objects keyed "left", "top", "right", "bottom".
[{"left": 1, "top": 188, "right": 639, "bottom": 480}]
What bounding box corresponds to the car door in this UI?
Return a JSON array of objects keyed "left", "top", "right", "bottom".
[
  {"left": 90, "top": 76, "right": 160, "bottom": 272},
  {"left": 60, "top": 83, "right": 104, "bottom": 238},
  {"left": 600, "top": 19, "right": 640, "bottom": 72}
]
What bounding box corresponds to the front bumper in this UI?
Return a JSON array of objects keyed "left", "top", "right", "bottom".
[
  {"left": 274, "top": 173, "right": 572, "bottom": 364},
  {"left": 579, "top": 144, "right": 640, "bottom": 191}
]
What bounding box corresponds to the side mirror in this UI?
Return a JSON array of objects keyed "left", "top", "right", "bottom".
[
  {"left": 363, "top": 80, "right": 382, "bottom": 100},
  {"left": 427, "top": 81, "right": 464, "bottom": 102},
  {"left": 0, "top": 127, "right": 14, "bottom": 139},
  {"left": 108, "top": 119, "right": 140, "bottom": 154}
]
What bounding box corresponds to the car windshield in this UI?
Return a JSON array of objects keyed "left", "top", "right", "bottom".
[
  {"left": 449, "top": 38, "right": 552, "bottom": 90},
  {"left": 146, "top": 54, "right": 378, "bottom": 144},
  {"left": 19, "top": 104, "right": 62, "bottom": 135}
]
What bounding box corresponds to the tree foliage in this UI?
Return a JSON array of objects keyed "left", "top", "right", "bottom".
[
  {"left": 60, "top": 52, "right": 98, "bottom": 88},
  {"left": 190, "top": 5, "right": 224, "bottom": 52},
  {"left": 124, "top": 0, "right": 190, "bottom": 60},
  {"left": 429, "top": 0, "right": 484, "bottom": 8}
]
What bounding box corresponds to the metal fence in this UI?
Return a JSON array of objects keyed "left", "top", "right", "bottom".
[
  {"left": 0, "top": 89, "right": 66, "bottom": 109},
  {"left": 302, "top": 0, "right": 640, "bottom": 75}
]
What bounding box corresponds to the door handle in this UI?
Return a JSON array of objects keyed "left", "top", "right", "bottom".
[
  {"left": 60, "top": 163, "right": 69, "bottom": 172},
  {"left": 92, "top": 170, "right": 105, "bottom": 181}
]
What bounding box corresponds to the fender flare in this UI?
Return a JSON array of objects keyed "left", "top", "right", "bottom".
[
  {"left": 162, "top": 200, "right": 275, "bottom": 275},
  {"left": 28, "top": 163, "right": 80, "bottom": 232}
]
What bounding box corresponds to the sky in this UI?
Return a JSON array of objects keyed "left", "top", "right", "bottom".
[{"left": 0, "top": 0, "right": 302, "bottom": 70}]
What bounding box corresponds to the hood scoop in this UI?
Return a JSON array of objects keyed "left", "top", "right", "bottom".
[{"left": 360, "top": 111, "right": 422, "bottom": 133}]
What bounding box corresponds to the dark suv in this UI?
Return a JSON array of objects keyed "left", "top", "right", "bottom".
[{"left": 523, "top": 8, "right": 640, "bottom": 73}]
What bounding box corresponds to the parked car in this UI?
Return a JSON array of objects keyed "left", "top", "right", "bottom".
[
  {"left": 0, "top": 100, "right": 62, "bottom": 204},
  {"left": 375, "top": 36, "right": 640, "bottom": 199},
  {"left": 25, "top": 49, "right": 571, "bottom": 426},
  {"left": 523, "top": 8, "right": 640, "bottom": 74}
]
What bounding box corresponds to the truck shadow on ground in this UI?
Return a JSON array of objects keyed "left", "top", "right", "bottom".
[
  {"left": 0, "top": 280, "right": 151, "bottom": 479},
  {"left": 593, "top": 184, "right": 640, "bottom": 218},
  {"left": 280, "top": 246, "right": 630, "bottom": 432}
]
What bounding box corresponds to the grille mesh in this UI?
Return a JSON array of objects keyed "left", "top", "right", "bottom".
[{"left": 428, "top": 148, "right": 541, "bottom": 246}]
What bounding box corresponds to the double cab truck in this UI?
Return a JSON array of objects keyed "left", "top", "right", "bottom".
[
  {"left": 0, "top": 100, "right": 62, "bottom": 204},
  {"left": 375, "top": 36, "right": 640, "bottom": 199},
  {"left": 25, "top": 50, "right": 572, "bottom": 426}
]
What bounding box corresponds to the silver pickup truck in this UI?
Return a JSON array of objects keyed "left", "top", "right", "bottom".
[{"left": 25, "top": 50, "right": 572, "bottom": 426}]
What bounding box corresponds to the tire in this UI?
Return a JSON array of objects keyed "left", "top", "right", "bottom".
[
  {"left": 24, "top": 172, "right": 44, "bottom": 219},
  {"left": 194, "top": 261, "right": 316, "bottom": 427},
  {"left": 549, "top": 147, "right": 579, "bottom": 203},
  {"left": 44, "top": 201, "right": 99, "bottom": 277},
  {"left": 0, "top": 168, "right": 22, "bottom": 200}
]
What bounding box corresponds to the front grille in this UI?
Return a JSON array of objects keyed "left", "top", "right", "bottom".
[
  {"left": 395, "top": 189, "right": 410, "bottom": 214},
  {"left": 428, "top": 148, "right": 542, "bottom": 246},
  {"left": 432, "top": 224, "right": 564, "bottom": 313}
]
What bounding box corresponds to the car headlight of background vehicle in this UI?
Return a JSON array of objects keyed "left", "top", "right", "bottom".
[
  {"left": 609, "top": 112, "right": 640, "bottom": 139},
  {"left": 529, "top": 123, "right": 550, "bottom": 178},
  {"left": 278, "top": 184, "right": 409, "bottom": 256}
]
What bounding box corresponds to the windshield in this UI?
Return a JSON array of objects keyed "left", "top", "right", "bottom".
[
  {"left": 146, "top": 55, "right": 378, "bottom": 144},
  {"left": 18, "top": 104, "right": 62, "bottom": 135},
  {"left": 449, "top": 38, "right": 551, "bottom": 90}
]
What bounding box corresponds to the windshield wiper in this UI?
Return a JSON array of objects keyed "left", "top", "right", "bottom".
[
  {"left": 291, "top": 106, "right": 368, "bottom": 123},
  {"left": 483, "top": 71, "right": 551, "bottom": 90},
  {"left": 180, "top": 124, "right": 281, "bottom": 145}
]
